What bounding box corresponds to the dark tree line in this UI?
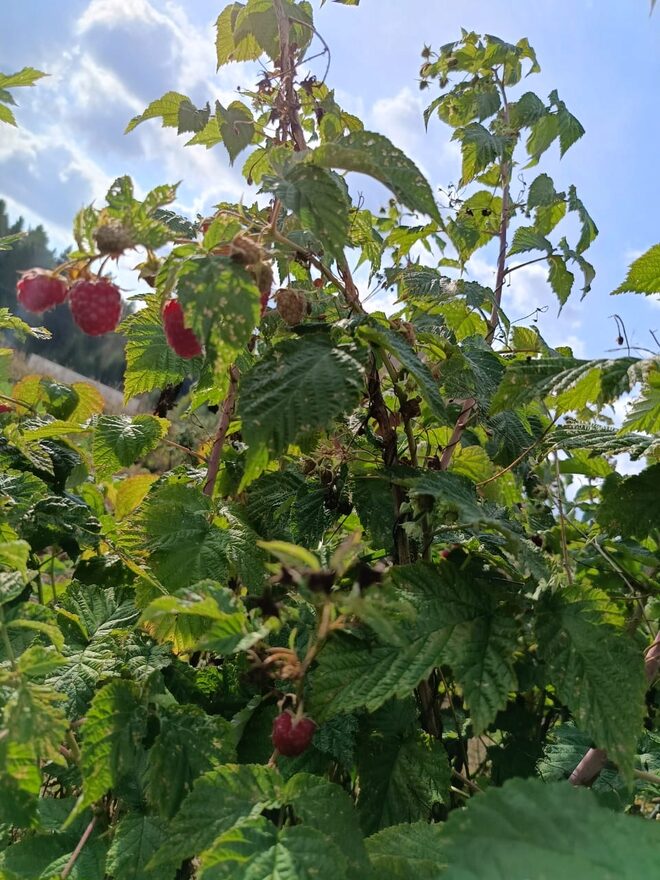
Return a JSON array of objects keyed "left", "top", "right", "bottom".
[{"left": 0, "top": 200, "right": 127, "bottom": 388}]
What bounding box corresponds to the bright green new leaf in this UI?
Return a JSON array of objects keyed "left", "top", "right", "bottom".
[
  {"left": 614, "top": 243, "right": 660, "bottom": 295},
  {"left": 125, "top": 91, "right": 189, "bottom": 133},
  {"left": 216, "top": 100, "right": 255, "bottom": 164}
]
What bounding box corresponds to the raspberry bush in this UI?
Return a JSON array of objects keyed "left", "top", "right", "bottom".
[{"left": 1, "top": 2, "right": 660, "bottom": 878}]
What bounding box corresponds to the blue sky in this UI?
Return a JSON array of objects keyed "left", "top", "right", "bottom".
[{"left": 1, "top": 0, "right": 660, "bottom": 360}]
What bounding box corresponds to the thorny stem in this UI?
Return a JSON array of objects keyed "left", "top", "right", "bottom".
[
  {"left": 439, "top": 397, "right": 476, "bottom": 471},
  {"left": 273, "top": 0, "right": 307, "bottom": 152},
  {"left": 60, "top": 816, "right": 97, "bottom": 880}
]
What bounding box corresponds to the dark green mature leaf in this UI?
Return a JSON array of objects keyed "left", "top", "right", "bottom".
[
  {"left": 356, "top": 699, "right": 450, "bottom": 834},
  {"left": 622, "top": 367, "right": 660, "bottom": 433},
  {"left": 0, "top": 828, "right": 107, "bottom": 880},
  {"left": 106, "top": 814, "right": 168, "bottom": 880},
  {"left": 545, "top": 420, "right": 656, "bottom": 459},
  {"left": 284, "top": 773, "right": 370, "bottom": 875},
  {"left": 367, "top": 822, "right": 446, "bottom": 880},
  {"left": 77, "top": 680, "right": 147, "bottom": 812},
  {"left": 146, "top": 704, "right": 235, "bottom": 819},
  {"left": 149, "top": 764, "right": 280, "bottom": 872},
  {"left": 567, "top": 185, "right": 598, "bottom": 254},
  {"left": 547, "top": 254, "right": 574, "bottom": 305},
  {"left": 262, "top": 164, "right": 350, "bottom": 259},
  {"left": 198, "top": 818, "right": 348, "bottom": 880},
  {"left": 93, "top": 415, "right": 168, "bottom": 478},
  {"left": 536, "top": 591, "right": 646, "bottom": 779},
  {"left": 597, "top": 465, "right": 660, "bottom": 540},
  {"left": 438, "top": 778, "right": 660, "bottom": 878},
  {"left": 239, "top": 335, "right": 365, "bottom": 457},
  {"left": 309, "top": 562, "right": 517, "bottom": 726},
  {"left": 122, "top": 296, "right": 197, "bottom": 400},
  {"left": 312, "top": 131, "right": 441, "bottom": 222},
  {"left": 614, "top": 243, "right": 660, "bottom": 295}
]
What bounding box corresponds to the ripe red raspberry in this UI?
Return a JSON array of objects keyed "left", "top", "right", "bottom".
[
  {"left": 0, "top": 404, "right": 11, "bottom": 414},
  {"left": 68, "top": 279, "right": 122, "bottom": 336},
  {"left": 16, "top": 269, "right": 68, "bottom": 314},
  {"left": 271, "top": 711, "right": 316, "bottom": 757},
  {"left": 162, "top": 300, "right": 202, "bottom": 359}
]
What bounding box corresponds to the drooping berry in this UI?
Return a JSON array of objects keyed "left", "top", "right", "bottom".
[
  {"left": 68, "top": 279, "right": 122, "bottom": 336},
  {"left": 16, "top": 269, "right": 68, "bottom": 314},
  {"left": 162, "top": 299, "right": 203, "bottom": 359},
  {"left": 93, "top": 219, "right": 134, "bottom": 257},
  {"left": 271, "top": 711, "right": 316, "bottom": 757},
  {"left": 275, "top": 288, "right": 307, "bottom": 326}
]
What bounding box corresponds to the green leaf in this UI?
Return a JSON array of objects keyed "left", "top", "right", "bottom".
[
  {"left": 526, "top": 173, "right": 558, "bottom": 208},
  {"left": 262, "top": 164, "right": 350, "bottom": 259},
  {"left": 0, "top": 68, "right": 47, "bottom": 90},
  {"left": 283, "top": 773, "right": 369, "bottom": 875},
  {"left": 547, "top": 255, "right": 574, "bottom": 305},
  {"left": 507, "top": 226, "right": 552, "bottom": 257},
  {"left": 140, "top": 483, "right": 230, "bottom": 591},
  {"left": 122, "top": 295, "right": 197, "bottom": 400},
  {"left": 76, "top": 680, "right": 147, "bottom": 812},
  {"left": 309, "top": 562, "right": 517, "bottom": 725},
  {"left": 176, "top": 257, "right": 260, "bottom": 363},
  {"left": 93, "top": 415, "right": 168, "bottom": 478},
  {"left": 622, "top": 368, "right": 660, "bottom": 433},
  {"left": 597, "top": 465, "right": 660, "bottom": 541},
  {"left": 311, "top": 131, "right": 440, "bottom": 222},
  {"left": 239, "top": 335, "right": 365, "bottom": 457},
  {"left": 0, "top": 307, "right": 50, "bottom": 339},
  {"left": 536, "top": 591, "right": 646, "bottom": 779},
  {"left": 115, "top": 474, "right": 159, "bottom": 521},
  {"left": 198, "top": 818, "right": 348, "bottom": 880},
  {"left": 0, "top": 102, "right": 17, "bottom": 125},
  {"left": 525, "top": 112, "right": 559, "bottom": 162},
  {"left": 106, "top": 814, "right": 168, "bottom": 880},
  {"left": 149, "top": 764, "right": 280, "bottom": 872},
  {"left": 456, "top": 123, "right": 499, "bottom": 185},
  {"left": 216, "top": 3, "right": 262, "bottom": 67},
  {"left": 557, "top": 104, "right": 585, "bottom": 157},
  {"left": 146, "top": 704, "right": 235, "bottom": 819},
  {"left": 366, "top": 821, "right": 447, "bottom": 880},
  {"left": 216, "top": 100, "right": 255, "bottom": 163},
  {"left": 567, "top": 185, "right": 598, "bottom": 254},
  {"left": 356, "top": 699, "right": 450, "bottom": 834},
  {"left": 437, "top": 778, "right": 660, "bottom": 878},
  {"left": 125, "top": 91, "right": 189, "bottom": 133},
  {"left": 614, "top": 243, "right": 660, "bottom": 295},
  {"left": 360, "top": 325, "right": 446, "bottom": 422}
]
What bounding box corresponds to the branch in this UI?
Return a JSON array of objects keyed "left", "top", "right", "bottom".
[
  {"left": 202, "top": 364, "right": 240, "bottom": 498},
  {"left": 439, "top": 397, "right": 476, "bottom": 471},
  {"left": 61, "top": 816, "right": 97, "bottom": 879}
]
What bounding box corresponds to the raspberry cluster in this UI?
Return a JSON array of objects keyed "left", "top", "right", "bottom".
[{"left": 16, "top": 270, "right": 122, "bottom": 336}]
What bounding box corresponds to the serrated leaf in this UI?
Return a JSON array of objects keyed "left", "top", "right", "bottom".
[
  {"left": 125, "top": 91, "right": 188, "bottom": 133},
  {"left": 597, "top": 465, "right": 660, "bottom": 541},
  {"left": 536, "top": 592, "right": 646, "bottom": 779},
  {"left": 76, "top": 680, "right": 147, "bottom": 812},
  {"left": 360, "top": 325, "right": 446, "bottom": 422},
  {"left": 567, "top": 185, "right": 598, "bottom": 254},
  {"left": 614, "top": 243, "right": 660, "bottom": 295},
  {"left": 456, "top": 123, "right": 499, "bottom": 185},
  {"left": 216, "top": 100, "right": 254, "bottom": 164},
  {"left": 198, "top": 818, "right": 348, "bottom": 880},
  {"left": 216, "top": 3, "right": 261, "bottom": 67},
  {"left": 122, "top": 296, "right": 197, "bottom": 400},
  {"left": 438, "top": 778, "right": 660, "bottom": 878},
  {"left": 312, "top": 131, "right": 440, "bottom": 222},
  {"left": 547, "top": 254, "right": 574, "bottom": 305},
  {"left": 366, "top": 821, "right": 447, "bottom": 880},
  {"left": 115, "top": 474, "right": 159, "bottom": 520},
  {"left": 356, "top": 699, "right": 450, "bottom": 834},
  {"left": 262, "top": 164, "right": 350, "bottom": 259},
  {"left": 239, "top": 335, "right": 365, "bottom": 457},
  {"left": 526, "top": 112, "right": 559, "bottom": 162},
  {"left": 622, "top": 368, "right": 660, "bottom": 433},
  {"left": 106, "top": 814, "right": 168, "bottom": 880},
  {"left": 507, "top": 226, "right": 552, "bottom": 257},
  {"left": 149, "top": 764, "right": 280, "bottom": 872},
  {"left": 146, "top": 704, "right": 235, "bottom": 819},
  {"left": 93, "top": 415, "right": 168, "bottom": 478},
  {"left": 0, "top": 67, "right": 47, "bottom": 90}
]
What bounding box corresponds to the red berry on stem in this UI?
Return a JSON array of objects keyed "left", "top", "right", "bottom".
[
  {"left": 163, "top": 299, "right": 203, "bottom": 359},
  {"left": 0, "top": 404, "right": 11, "bottom": 414},
  {"left": 69, "top": 279, "right": 122, "bottom": 336},
  {"left": 17, "top": 269, "right": 68, "bottom": 314},
  {"left": 272, "top": 711, "right": 316, "bottom": 757}
]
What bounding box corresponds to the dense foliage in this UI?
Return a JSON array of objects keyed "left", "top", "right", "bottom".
[{"left": 1, "top": 2, "right": 660, "bottom": 877}]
